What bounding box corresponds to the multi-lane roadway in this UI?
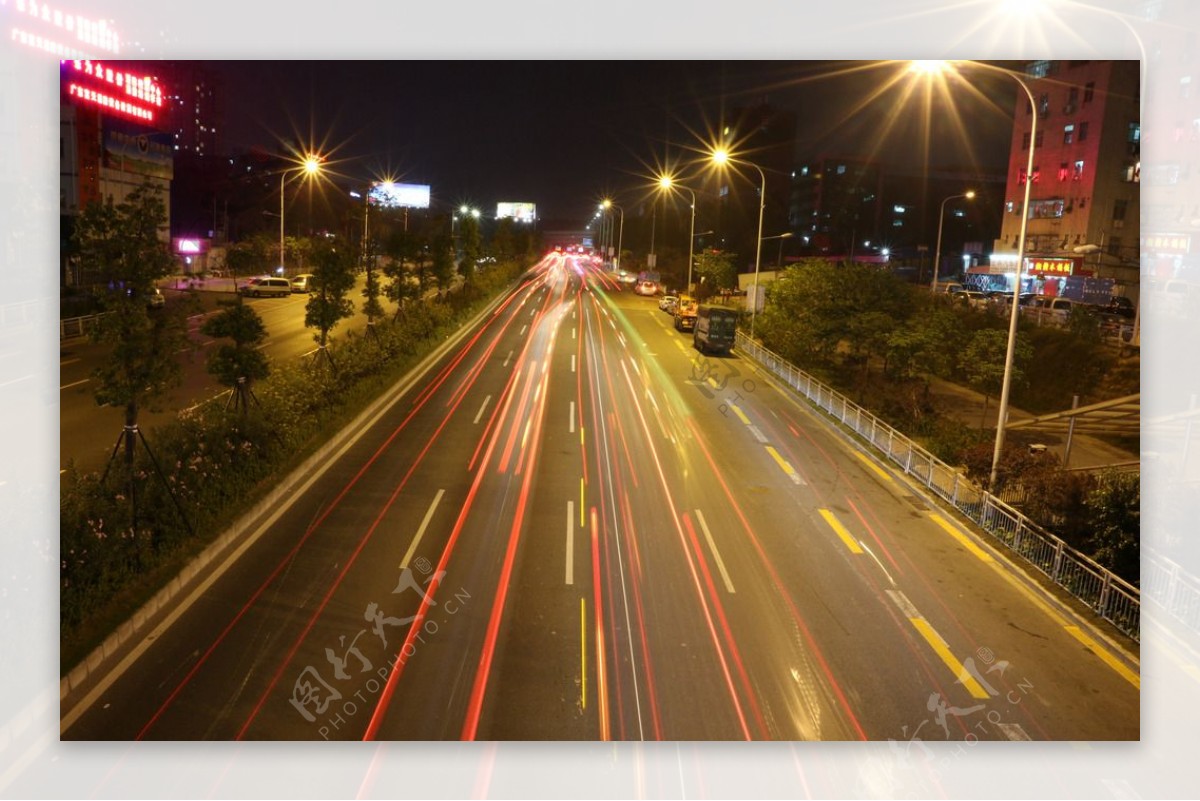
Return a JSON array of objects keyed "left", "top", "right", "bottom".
[{"left": 59, "top": 253, "right": 1139, "bottom": 741}]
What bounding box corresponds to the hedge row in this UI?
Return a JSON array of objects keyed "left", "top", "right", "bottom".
[{"left": 60, "top": 261, "right": 529, "bottom": 667}]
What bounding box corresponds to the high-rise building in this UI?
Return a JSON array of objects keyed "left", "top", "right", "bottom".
[
  {"left": 790, "top": 156, "right": 883, "bottom": 258},
  {"left": 992, "top": 60, "right": 1140, "bottom": 298},
  {"left": 60, "top": 59, "right": 173, "bottom": 286}
]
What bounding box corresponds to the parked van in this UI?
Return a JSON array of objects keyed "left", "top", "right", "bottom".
[
  {"left": 240, "top": 276, "right": 292, "bottom": 298},
  {"left": 290, "top": 274, "right": 315, "bottom": 293},
  {"left": 693, "top": 305, "right": 738, "bottom": 355}
]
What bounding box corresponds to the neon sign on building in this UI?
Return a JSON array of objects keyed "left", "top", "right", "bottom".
[
  {"left": 63, "top": 59, "right": 163, "bottom": 123},
  {"left": 9, "top": 0, "right": 121, "bottom": 56}
]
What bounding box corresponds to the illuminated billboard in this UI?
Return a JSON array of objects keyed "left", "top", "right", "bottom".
[
  {"left": 496, "top": 202, "right": 536, "bottom": 223},
  {"left": 369, "top": 182, "right": 430, "bottom": 209},
  {"left": 63, "top": 60, "right": 163, "bottom": 123}
]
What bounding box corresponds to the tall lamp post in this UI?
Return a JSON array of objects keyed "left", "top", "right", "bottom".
[
  {"left": 763, "top": 231, "right": 794, "bottom": 268},
  {"left": 911, "top": 61, "right": 1038, "bottom": 490},
  {"left": 931, "top": 190, "right": 975, "bottom": 292},
  {"left": 712, "top": 148, "right": 766, "bottom": 337},
  {"left": 279, "top": 154, "right": 323, "bottom": 274},
  {"left": 602, "top": 199, "right": 624, "bottom": 272},
  {"left": 657, "top": 175, "right": 698, "bottom": 295}
]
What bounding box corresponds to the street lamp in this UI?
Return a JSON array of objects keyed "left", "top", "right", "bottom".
[
  {"left": 279, "top": 153, "right": 324, "bottom": 274},
  {"left": 913, "top": 60, "right": 1038, "bottom": 491},
  {"left": 601, "top": 199, "right": 624, "bottom": 271},
  {"left": 711, "top": 147, "right": 767, "bottom": 338},
  {"left": 657, "top": 174, "right": 698, "bottom": 295},
  {"left": 762, "top": 231, "right": 794, "bottom": 269},
  {"left": 931, "top": 190, "right": 975, "bottom": 292}
]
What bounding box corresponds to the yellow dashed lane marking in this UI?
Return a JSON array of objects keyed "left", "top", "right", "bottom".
[
  {"left": 929, "top": 513, "right": 994, "bottom": 563},
  {"left": 729, "top": 403, "right": 751, "bottom": 425},
  {"left": 818, "top": 508, "right": 863, "bottom": 554},
  {"left": 853, "top": 450, "right": 893, "bottom": 483},
  {"left": 1065, "top": 625, "right": 1140, "bottom": 689},
  {"left": 909, "top": 617, "right": 991, "bottom": 699}
]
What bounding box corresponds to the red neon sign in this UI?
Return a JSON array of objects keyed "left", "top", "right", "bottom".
[{"left": 67, "top": 83, "right": 154, "bottom": 122}]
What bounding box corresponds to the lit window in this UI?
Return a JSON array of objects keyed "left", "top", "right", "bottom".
[
  {"left": 1128, "top": 122, "right": 1140, "bottom": 142},
  {"left": 1006, "top": 201, "right": 1014, "bottom": 213},
  {"left": 1073, "top": 160, "right": 1084, "bottom": 181},
  {"left": 893, "top": 219, "right": 904, "bottom": 227},
  {"left": 837, "top": 164, "right": 846, "bottom": 174},
  {"left": 1063, "top": 124, "right": 1074, "bottom": 144},
  {"left": 1058, "top": 162, "right": 1070, "bottom": 181},
  {"left": 893, "top": 205, "right": 907, "bottom": 213}
]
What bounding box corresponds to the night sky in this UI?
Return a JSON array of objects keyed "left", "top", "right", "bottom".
[{"left": 204, "top": 60, "right": 1018, "bottom": 223}]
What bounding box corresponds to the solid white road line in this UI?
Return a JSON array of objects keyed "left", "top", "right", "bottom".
[
  {"left": 400, "top": 489, "right": 445, "bottom": 570},
  {"left": 695, "top": 509, "right": 735, "bottom": 594},
  {"left": 473, "top": 394, "right": 492, "bottom": 424}
]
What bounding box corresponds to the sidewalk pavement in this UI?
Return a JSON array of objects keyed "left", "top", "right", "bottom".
[{"left": 925, "top": 375, "right": 1137, "bottom": 471}]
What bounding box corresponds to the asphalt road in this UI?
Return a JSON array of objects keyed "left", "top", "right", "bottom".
[
  {"left": 58, "top": 253, "right": 1140, "bottom": 742},
  {"left": 59, "top": 276, "right": 392, "bottom": 474}
]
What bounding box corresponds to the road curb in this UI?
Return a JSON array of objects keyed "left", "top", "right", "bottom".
[{"left": 60, "top": 284, "right": 515, "bottom": 717}]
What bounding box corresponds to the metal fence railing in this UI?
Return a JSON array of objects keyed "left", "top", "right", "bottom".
[
  {"left": 60, "top": 313, "right": 106, "bottom": 340},
  {"left": 735, "top": 331, "right": 1141, "bottom": 641}
]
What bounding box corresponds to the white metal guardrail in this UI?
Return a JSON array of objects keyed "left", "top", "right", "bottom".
[
  {"left": 60, "top": 312, "right": 106, "bottom": 340},
  {"left": 735, "top": 331, "right": 1141, "bottom": 641}
]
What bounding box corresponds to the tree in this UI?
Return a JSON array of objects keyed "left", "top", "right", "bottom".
[
  {"left": 361, "top": 231, "right": 385, "bottom": 334},
  {"left": 74, "top": 183, "right": 191, "bottom": 531},
  {"left": 224, "top": 238, "right": 270, "bottom": 287},
  {"left": 958, "top": 328, "right": 1033, "bottom": 426},
  {"left": 382, "top": 227, "right": 423, "bottom": 310},
  {"left": 459, "top": 215, "right": 482, "bottom": 280},
  {"left": 1084, "top": 470, "right": 1140, "bottom": 583},
  {"left": 430, "top": 234, "right": 456, "bottom": 291},
  {"left": 491, "top": 218, "right": 517, "bottom": 260},
  {"left": 692, "top": 250, "right": 737, "bottom": 294},
  {"left": 304, "top": 237, "right": 356, "bottom": 367},
  {"left": 202, "top": 299, "right": 270, "bottom": 412}
]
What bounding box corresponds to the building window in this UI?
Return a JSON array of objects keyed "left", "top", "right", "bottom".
[
  {"left": 1018, "top": 166, "right": 1042, "bottom": 185},
  {"left": 1074, "top": 160, "right": 1085, "bottom": 180},
  {"left": 1029, "top": 198, "right": 1065, "bottom": 219},
  {"left": 1058, "top": 162, "right": 1070, "bottom": 181},
  {"left": 1006, "top": 201, "right": 1015, "bottom": 213},
  {"left": 1035, "top": 130, "right": 1044, "bottom": 148},
  {"left": 1079, "top": 121, "right": 1089, "bottom": 141},
  {"left": 1112, "top": 198, "right": 1128, "bottom": 226},
  {"left": 1083, "top": 81, "right": 1095, "bottom": 103},
  {"left": 893, "top": 205, "right": 907, "bottom": 213},
  {"left": 1123, "top": 162, "right": 1140, "bottom": 183},
  {"left": 836, "top": 164, "right": 846, "bottom": 175},
  {"left": 1128, "top": 122, "right": 1141, "bottom": 142},
  {"left": 1063, "top": 124, "right": 1075, "bottom": 144},
  {"left": 1107, "top": 236, "right": 1123, "bottom": 257},
  {"left": 1028, "top": 61, "right": 1052, "bottom": 78},
  {"left": 1038, "top": 94, "right": 1050, "bottom": 117},
  {"left": 893, "top": 219, "right": 904, "bottom": 227},
  {"left": 1068, "top": 86, "right": 1079, "bottom": 107},
  {"left": 1022, "top": 131, "right": 1031, "bottom": 150}
]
